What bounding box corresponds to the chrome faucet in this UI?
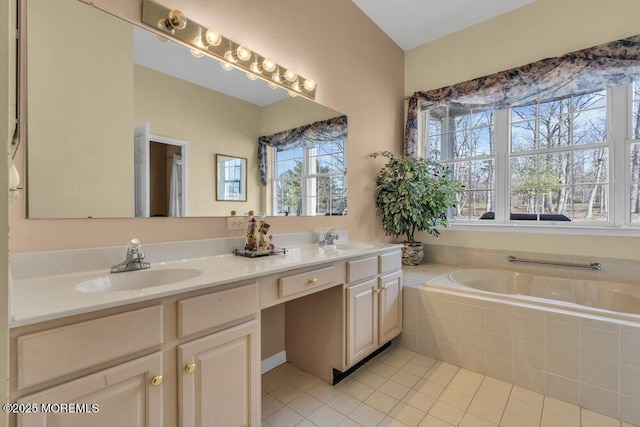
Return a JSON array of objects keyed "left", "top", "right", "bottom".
[
  {"left": 319, "top": 228, "right": 339, "bottom": 246},
  {"left": 110, "top": 239, "right": 151, "bottom": 273}
]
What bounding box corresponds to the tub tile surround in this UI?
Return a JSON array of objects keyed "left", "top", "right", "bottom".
[
  {"left": 423, "top": 244, "right": 640, "bottom": 285},
  {"left": 401, "top": 256, "right": 640, "bottom": 426}
]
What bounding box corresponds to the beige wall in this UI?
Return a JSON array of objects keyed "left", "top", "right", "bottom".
[
  {"left": 27, "top": 0, "right": 134, "bottom": 218},
  {"left": 134, "top": 65, "right": 262, "bottom": 217},
  {"left": 406, "top": 0, "right": 640, "bottom": 260},
  {"left": 10, "top": 0, "right": 404, "bottom": 252},
  {"left": 261, "top": 96, "right": 342, "bottom": 136},
  {"left": 406, "top": 0, "right": 640, "bottom": 95}
]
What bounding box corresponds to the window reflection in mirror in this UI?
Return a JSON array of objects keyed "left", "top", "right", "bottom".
[
  {"left": 24, "top": 0, "right": 347, "bottom": 218},
  {"left": 273, "top": 139, "right": 347, "bottom": 216},
  {"left": 216, "top": 155, "right": 247, "bottom": 202}
]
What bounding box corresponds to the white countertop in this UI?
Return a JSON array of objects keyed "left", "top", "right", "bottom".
[{"left": 10, "top": 241, "right": 402, "bottom": 328}]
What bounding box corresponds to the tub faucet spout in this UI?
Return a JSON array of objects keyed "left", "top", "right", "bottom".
[{"left": 111, "top": 239, "right": 151, "bottom": 273}]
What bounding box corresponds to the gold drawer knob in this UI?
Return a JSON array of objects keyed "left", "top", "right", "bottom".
[
  {"left": 309, "top": 278, "right": 318, "bottom": 286},
  {"left": 151, "top": 375, "right": 163, "bottom": 386},
  {"left": 186, "top": 363, "right": 196, "bottom": 374},
  {"left": 374, "top": 288, "right": 381, "bottom": 295},
  {"left": 382, "top": 285, "right": 389, "bottom": 291}
]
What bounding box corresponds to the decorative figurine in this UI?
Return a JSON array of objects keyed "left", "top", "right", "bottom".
[
  {"left": 258, "top": 218, "right": 274, "bottom": 252},
  {"left": 245, "top": 211, "right": 257, "bottom": 252}
]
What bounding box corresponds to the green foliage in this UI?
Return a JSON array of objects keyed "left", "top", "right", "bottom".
[{"left": 371, "top": 151, "right": 464, "bottom": 242}]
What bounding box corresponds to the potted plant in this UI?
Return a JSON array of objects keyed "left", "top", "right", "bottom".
[{"left": 371, "top": 151, "right": 464, "bottom": 265}]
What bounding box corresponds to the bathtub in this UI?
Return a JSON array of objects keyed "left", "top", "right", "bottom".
[
  {"left": 430, "top": 267, "right": 640, "bottom": 322},
  {"left": 410, "top": 266, "right": 640, "bottom": 423}
]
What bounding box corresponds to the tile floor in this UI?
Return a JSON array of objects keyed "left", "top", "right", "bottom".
[{"left": 261, "top": 346, "right": 637, "bottom": 427}]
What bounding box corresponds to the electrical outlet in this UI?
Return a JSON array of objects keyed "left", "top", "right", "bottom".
[{"left": 226, "top": 216, "right": 245, "bottom": 231}]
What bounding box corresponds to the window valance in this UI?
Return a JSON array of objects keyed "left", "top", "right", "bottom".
[
  {"left": 258, "top": 115, "right": 348, "bottom": 186},
  {"left": 405, "top": 35, "right": 640, "bottom": 156}
]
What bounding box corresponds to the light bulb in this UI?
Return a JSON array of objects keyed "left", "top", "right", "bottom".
[
  {"left": 220, "top": 61, "right": 233, "bottom": 71},
  {"left": 224, "top": 51, "right": 237, "bottom": 64},
  {"left": 193, "top": 36, "right": 206, "bottom": 49},
  {"left": 284, "top": 68, "right": 297, "bottom": 82},
  {"left": 190, "top": 49, "right": 204, "bottom": 58},
  {"left": 268, "top": 82, "right": 278, "bottom": 89},
  {"left": 246, "top": 72, "right": 257, "bottom": 80},
  {"left": 236, "top": 45, "right": 252, "bottom": 61},
  {"left": 250, "top": 62, "right": 261, "bottom": 75},
  {"left": 303, "top": 79, "right": 316, "bottom": 91},
  {"left": 166, "top": 9, "right": 187, "bottom": 30},
  {"left": 205, "top": 28, "right": 222, "bottom": 46},
  {"left": 262, "top": 57, "right": 277, "bottom": 72}
]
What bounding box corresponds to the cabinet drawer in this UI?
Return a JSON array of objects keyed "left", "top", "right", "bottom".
[
  {"left": 178, "top": 284, "right": 258, "bottom": 338},
  {"left": 17, "top": 305, "right": 162, "bottom": 390},
  {"left": 379, "top": 251, "right": 402, "bottom": 274},
  {"left": 347, "top": 256, "right": 377, "bottom": 283},
  {"left": 279, "top": 266, "right": 337, "bottom": 298}
]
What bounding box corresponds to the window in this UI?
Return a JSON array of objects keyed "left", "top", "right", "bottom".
[
  {"left": 422, "top": 83, "right": 638, "bottom": 228},
  {"left": 272, "top": 139, "right": 347, "bottom": 216},
  {"left": 510, "top": 90, "right": 608, "bottom": 222},
  {"left": 425, "top": 107, "right": 495, "bottom": 220}
]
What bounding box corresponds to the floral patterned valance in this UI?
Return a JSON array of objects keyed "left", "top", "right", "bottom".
[
  {"left": 258, "top": 115, "right": 348, "bottom": 186},
  {"left": 405, "top": 35, "right": 640, "bottom": 157}
]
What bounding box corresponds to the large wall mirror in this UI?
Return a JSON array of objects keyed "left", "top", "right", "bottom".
[{"left": 24, "top": 0, "right": 346, "bottom": 218}]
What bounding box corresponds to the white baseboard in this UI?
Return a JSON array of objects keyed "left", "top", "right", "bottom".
[{"left": 261, "top": 351, "right": 287, "bottom": 374}]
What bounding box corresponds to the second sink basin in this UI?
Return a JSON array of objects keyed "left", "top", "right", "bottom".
[{"left": 75, "top": 268, "right": 203, "bottom": 293}]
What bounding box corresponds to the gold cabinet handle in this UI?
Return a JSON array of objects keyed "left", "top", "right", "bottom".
[
  {"left": 374, "top": 288, "right": 381, "bottom": 295},
  {"left": 185, "top": 363, "right": 196, "bottom": 374},
  {"left": 151, "top": 375, "right": 163, "bottom": 386},
  {"left": 382, "top": 285, "right": 389, "bottom": 291},
  {"left": 309, "top": 278, "right": 318, "bottom": 286}
]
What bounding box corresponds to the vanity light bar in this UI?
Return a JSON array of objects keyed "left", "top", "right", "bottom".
[{"left": 141, "top": 0, "right": 317, "bottom": 101}]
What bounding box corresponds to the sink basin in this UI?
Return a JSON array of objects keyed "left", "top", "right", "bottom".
[
  {"left": 325, "top": 242, "right": 375, "bottom": 251},
  {"left": 75, "top": 268, "right": 203, "bottom": 292}
]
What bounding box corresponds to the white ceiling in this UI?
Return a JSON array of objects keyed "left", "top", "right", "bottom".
[{"left": 352, "top": 0, "right": 539, "bottom": 51}]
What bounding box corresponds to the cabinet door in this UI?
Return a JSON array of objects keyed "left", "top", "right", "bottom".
[
  {"left": 18, "top": 352, "right": 163, "bottom": 427},
  {"left": 379, "top": 271, "right": 403, "bottom": 344},
  {"left": 346, "top": 278, "right": 379, "bottom": 367},
  {"left": 178, "top": 319, "right": 260, "bottom": 427}
]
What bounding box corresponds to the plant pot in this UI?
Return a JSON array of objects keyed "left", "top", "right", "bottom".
[{"left": 402, "top": 242, "right": 424, "bottom": 265}]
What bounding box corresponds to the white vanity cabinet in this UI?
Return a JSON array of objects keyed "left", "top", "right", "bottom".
[
  {"left": 10, "top": 282, "right": 260, "bottom": 427},
  {"left": 378, "top": 270, "right": 403, "bottom": 344},
  {"left": 178, "top": 320, "right": 259, "bottom": 427},
  {"left": 346, "top": 278, "right": 379, "bottom": 366},
  {"left": 12, "top": 306, "right": 165, "bottom": 427},
  {"left": 346, "top": 252, "right": 403, "bottom": 367},
  {"left": 17, "top": 352, "right": 164, "bottom": 427},
  {"left": 10, "top": 243, "right": 403, "bottom": 425},
  {"left": 176, "top": 285, "right": 260, "bottom": 427}
]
